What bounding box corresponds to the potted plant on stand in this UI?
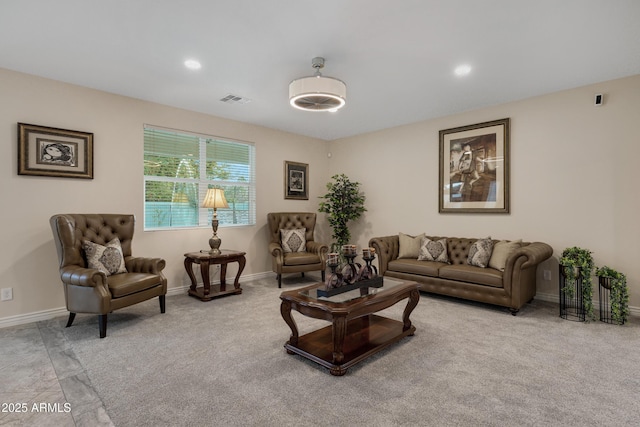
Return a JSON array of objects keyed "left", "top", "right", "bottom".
[
  {"left": 595, "top": 266, "right": 629, "bottom": 325},
  {"left": 318, "top": 174, "right": 366, "bottom": 254},
  {"left": 559, "top": 247, "right": 595, "bottom": 321}
]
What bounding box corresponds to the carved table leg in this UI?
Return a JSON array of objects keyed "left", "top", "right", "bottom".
[
  {"left": 402, "top": 288, "right": 420, "bottom": 334},
  {"left": 200, "top": 259, "right": 211, "bottom": 296},
  {"left": 234, "top": 255, "right": 246, "bottom": 292},
  {"left": 184, "top": 257, "right": 197, "bottom": 293},
  {"left": 280, "top": 300, "right": 298, "bottom": 352},
  {"left": 220, "top": 262, "right": 227, "bottom": 292}
]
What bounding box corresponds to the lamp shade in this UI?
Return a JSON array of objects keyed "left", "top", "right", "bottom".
[
  {"left": 289, "top": 75, "right": 346, "bottom": 111},
  {"left": 202, "top": 188, "right": 229, "bottom": 209}
]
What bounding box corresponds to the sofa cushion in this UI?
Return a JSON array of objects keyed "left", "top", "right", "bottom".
[
  {"left": 489, "top": 240, "right": 522, "bottom": 271},
  {"left": 281, "top": 228, "right": 306, "bottom": 253},
  {"left": 439, "top": 264, "right": 503, "bottom": 288},
  {"left": 418, "top": 237, "right": 449, "bottom": 263},
  {"left": 82, "top": 238, "right": 127, "bottom": 276},
  {"left": 398, "top": 232, "right": 424, "bottom": 259},
  {"left": 467, "top": 237, "right": 494, "bottom": 268},
  {"left": 389, "top": 259, "right": 442, "bottom": 277}
]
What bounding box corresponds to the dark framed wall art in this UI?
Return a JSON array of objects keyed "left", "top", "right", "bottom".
[
  {"left": 284, "top": 160, "right": 308, "bottom": 200},
  {"left": 439, "top": 118, "right": 510, "bottom": 213},
  {"left": 18, "top": 123, "right": 94, "bottom": 179}
]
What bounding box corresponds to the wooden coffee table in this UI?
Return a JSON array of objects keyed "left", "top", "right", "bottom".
[{"left": 279, "top": 279, "right": 420, "bottom": 376}]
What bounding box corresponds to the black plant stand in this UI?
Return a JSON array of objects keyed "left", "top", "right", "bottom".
[
  {"left": 597, "top": 276, "right": 624, "bottom": 325},
  {"left": 559, "top": 265, "right": 585, "bottom": 322}
]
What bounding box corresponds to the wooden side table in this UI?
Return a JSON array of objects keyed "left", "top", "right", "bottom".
[{"left": 184, "top": 249, "right": 246, "bottom": 301}]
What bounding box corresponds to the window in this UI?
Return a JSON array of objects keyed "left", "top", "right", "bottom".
[{"left": 143, "top": 126, "right": 256, "bottom": 230}]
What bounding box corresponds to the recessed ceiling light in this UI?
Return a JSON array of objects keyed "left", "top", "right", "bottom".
[
  {"left": 454, "top": 64, "right": 472, "bottom": 76},
  {"left": 184, "top": 59, "right": 202, "bottom": 70}
]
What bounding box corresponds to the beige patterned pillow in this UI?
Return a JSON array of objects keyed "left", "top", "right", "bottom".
[
  {"left": 418, "top": 237, "right": 449, "bottom": 263},
  {"left": 398, "top": 232, "right": 425, "bottom": 259},
  {"left": 280, "top": 228, "right": 306, "bottom": 253},
  {"left": 467, "top": 237, "right": 494, "bottom": 268},
  {"left": 82, "top": 238, "right": 127, "bottom": 276},
  {"left": 489, "top": 240, "right": 522, "bottom": 271}
]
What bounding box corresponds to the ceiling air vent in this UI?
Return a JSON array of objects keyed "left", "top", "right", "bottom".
[{"left": 220, "top": 94, "right": 252, "bottom": 104}]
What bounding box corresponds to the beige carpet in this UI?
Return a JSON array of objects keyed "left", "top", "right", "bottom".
[{"left": 51, "top": 276, "right": 640, "bottom": 426}]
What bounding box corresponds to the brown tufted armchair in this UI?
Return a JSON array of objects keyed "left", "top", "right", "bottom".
[
  {"left": 267, "top": 212, "right": 328, "bottom": 288},
  {"left": 50, "top": 214, "right": 167, "bottom": 338}
]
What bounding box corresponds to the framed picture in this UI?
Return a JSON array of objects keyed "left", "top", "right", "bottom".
[
  {"left": 18, "top": 123, "right": 94, "bottom": 179},
  {"left": 284, "top": 161, "right": 308, "bottom": 200},
  {"left": 439, "top": 118, "right": 510, "bottom": 213}
]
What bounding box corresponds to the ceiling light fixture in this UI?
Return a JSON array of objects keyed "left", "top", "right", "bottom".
[
  {"left": 184, "top": 59, "right": 202, "bottom": 70},
  {"left": 454, "top": 64, "right": 472, "bottom": 76},
  {"left": 289, "top": 57, "right": 346, "bottom": 112}
]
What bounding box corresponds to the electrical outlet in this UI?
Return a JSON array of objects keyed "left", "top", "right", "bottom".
[
  {"left": 543, "top": 270, "right": 552, "bottom": 281},
  {"left": 1, "top": 287, "right": 13, "bottom": 301}
]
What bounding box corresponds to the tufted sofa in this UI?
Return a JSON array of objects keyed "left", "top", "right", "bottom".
[
  {"left": 50, "top": 214, "right": 167, "bottom": 337},
  {"left": 369, "top": 235, "right": 553, "bottom": 314}
]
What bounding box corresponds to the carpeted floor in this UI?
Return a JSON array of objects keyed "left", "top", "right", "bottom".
[{"left": 50, "top": 277, "right": 640, "bottom": 426}]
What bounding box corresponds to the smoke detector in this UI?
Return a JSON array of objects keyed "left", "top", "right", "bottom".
[{"left": 289, "top": 57, "right": 346, "bottom": 112}]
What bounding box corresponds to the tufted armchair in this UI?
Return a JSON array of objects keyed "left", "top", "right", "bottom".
[
  {"left": 267, "top": 212, "right": 328, "bottom": 288},
  {"left": 50, "top": 214, "right": 167, "bottom": 338}
]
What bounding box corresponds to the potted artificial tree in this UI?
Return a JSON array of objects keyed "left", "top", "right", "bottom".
[
  {"left": 595, "top": 266, "right": 629, "bottom": 325},
  {"left": 318, "top": 174, "right": 366, "bottom": 254},
  {"left": 559, "top": 246, "right": 595, "bottom": 321}
]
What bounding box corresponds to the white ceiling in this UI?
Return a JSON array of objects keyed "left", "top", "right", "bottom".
[{"left": 1, "top": 1, "right": 639, "bottom": 141}]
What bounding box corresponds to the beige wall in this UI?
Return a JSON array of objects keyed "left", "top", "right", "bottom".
[
  {"left": 328, "top": 74, "right": 640, "bottom": 310},
  {"left": 1, "top": 67, "right": 639, "bottom": 324},
  {"left": 0, "top": 68, "right": 330, "bottom": 322}
]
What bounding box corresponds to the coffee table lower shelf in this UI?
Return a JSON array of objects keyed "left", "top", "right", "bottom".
[{"left": 284, "top": 314, "right": 415, "bottom": 376}]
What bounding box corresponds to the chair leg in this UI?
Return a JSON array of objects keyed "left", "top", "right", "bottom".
[
  {"left": 321, "top": 270, "right": 326, "bottom": 282},
  {"left": 301, "top": 272, "right": 305, "bottom": 278},
  {"left": 277, "top": 274, "right": 281, "bottom": 288},
  {"left": 99, "top": 314, "right": 107, "bottom": 338},
  {"left": 159, "top": 295, "right": 166, "bottom": 313},
  {"left": 66, "top": 312, "right": 76, "bottom": 328}
]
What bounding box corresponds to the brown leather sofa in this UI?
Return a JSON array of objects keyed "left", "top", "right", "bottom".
[
  {"left": 369, "top": 235, "right": 553, "bottom": 314},
  {"left": 267, "top": 212, "right": 328, "bottom": 288},
  {"left": 50, "top": 214, "right": 167, "bottom": 337}
]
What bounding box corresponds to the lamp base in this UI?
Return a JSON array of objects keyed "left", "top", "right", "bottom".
[{"left": 208, "top": 234, "right": 222, "bottom": 255}]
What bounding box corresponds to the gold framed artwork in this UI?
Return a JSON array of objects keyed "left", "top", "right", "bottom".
[
  {"left": 18, "top": 123, "right": 94, "bottom": 179},
  {"left": 284, "top": 161, "right": 308, "bottom": 200},
  {"left": 439, "top": 118, "right": 510, "bottom": 213}
]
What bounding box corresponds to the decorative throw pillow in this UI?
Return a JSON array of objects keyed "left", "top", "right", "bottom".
[
  {"left": 489, "top": 239, "right": 522, "bottom": 271},
  {"left": 398, "top": 232, "right": 425, "bottom": 259},
  {"left": 467, "top": 237, "right": 494, "bottom": 268},
  {"left": 280, "top": 228, "right": 306, "bottom": 253},
  {"left": 82, "top": 238, "right": 127, "bottom": 276},
  {"left": 418, "top": 237, "right": 449, "bottom": 263}
]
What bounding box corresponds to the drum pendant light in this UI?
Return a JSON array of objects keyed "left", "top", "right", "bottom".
[{"left": 289, "top": 57, "right": 346, "bottom": 112}]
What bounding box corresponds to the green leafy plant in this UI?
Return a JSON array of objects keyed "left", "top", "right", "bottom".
[
  {"left": 318, "top": 174, "right": 366, "bottom": 252},
  {"left": 596, "top": 266, "right": 629, "bottom": 325},
  {"left": 559, "top": 247, "right": 595, "bottom": 320}
]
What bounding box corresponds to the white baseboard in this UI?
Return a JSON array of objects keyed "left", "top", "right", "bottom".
[
  {"left": 0, "top": 271, "right": 276, "bottom": 329},
  {"left": 3, "top": 278, "right": 636, "bottom": 329}
]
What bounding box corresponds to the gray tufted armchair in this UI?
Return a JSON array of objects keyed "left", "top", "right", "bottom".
[
  {"left": 267, "top": 212, "right": 328, "bottom": 288},
  {"left": 50, "top": 214, "right": 167, "bottom": 338}
]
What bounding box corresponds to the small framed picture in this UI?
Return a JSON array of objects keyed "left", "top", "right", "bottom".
[
  {"left": 284, "top": 161, "right": 308, "bottom": 200},
  {"left": 18, "top": 123, "right": 94, "bottom": 179},
  {"left": 439, "top": 118, "right": 510, "bottom": 213}
]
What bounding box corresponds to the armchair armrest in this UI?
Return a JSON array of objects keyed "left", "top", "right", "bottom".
[
  {"left": 269, "top": 242, "right": 284, "bottom": 261},
  {"left": 59, "top": 265, "right": 107, "bottom": 288},
  {"left": 125, "top": 256, "right": 166, "bottom": 274},
  {"left": 306, "top": 241, "right": 329, "bottom": 262}
]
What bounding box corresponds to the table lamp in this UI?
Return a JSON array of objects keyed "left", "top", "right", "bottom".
[{"left": 202, "top": 188, "right": 229, "bottom": 254}]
